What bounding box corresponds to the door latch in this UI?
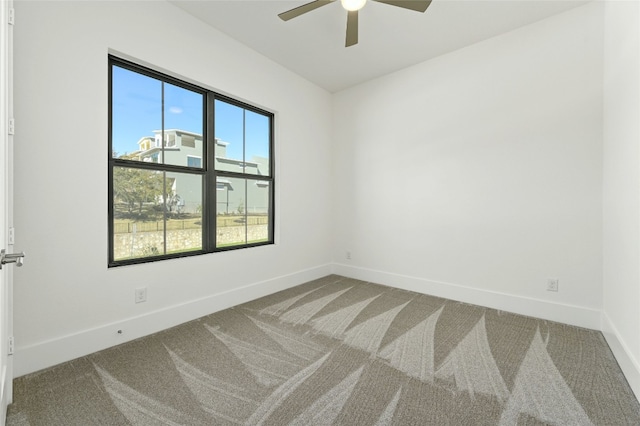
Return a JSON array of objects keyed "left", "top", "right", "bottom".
[{"left": 0, "top": 249, "right": 25, "bottom": 269}]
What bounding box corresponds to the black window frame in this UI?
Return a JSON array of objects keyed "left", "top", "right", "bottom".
[{"left": 108, "top": 56, "right": 275, "bottom": 267}]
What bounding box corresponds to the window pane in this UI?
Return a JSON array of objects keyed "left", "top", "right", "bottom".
[
  {"left": 215, "top": 100, "right": 245, "bottom": 172},
  {"left": 163, "top": 84, "right": 204, "bottom": 167},
  {"left": 245, "top": 110, "right": 270, "bottom": 176},
  {"left": 113, "top": 166, "right": 202, "bottom": 261},
  {"left": 163, "top": 171, "right": 203, "bottom": 254},
  {"left": 111, "top": 66, "right": 161, "bottom": 161},
  {"left": 247, "top": 178, "right": 271, "bottom": 243},
  {"left": 112, "top": 166, "right": 165, "bottom": 260},
  {"left": 215, "top": 177, "right": 271, "bottom": 248},
  {"left": 216, "top": 177, "right": 246, "bottom": 247}
]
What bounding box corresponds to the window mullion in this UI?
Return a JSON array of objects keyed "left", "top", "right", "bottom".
[
  {"left": 161, "top": 83, "right": 167, "bottom": 256},
  {"left": 206, "top": 92, "right": 217, "bottom": 252}
]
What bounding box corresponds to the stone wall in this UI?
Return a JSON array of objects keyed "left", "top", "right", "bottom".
[{"left": 114, "top": 225, "right": 268, "bottom": 260}]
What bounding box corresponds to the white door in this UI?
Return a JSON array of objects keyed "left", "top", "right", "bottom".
[{"left": 0, "top": 1, "right": 14, "bottom": 425}]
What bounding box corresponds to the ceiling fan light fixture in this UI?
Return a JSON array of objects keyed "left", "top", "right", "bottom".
[
  {"left": 340, "top": 0, "right": 366, "bottom": 12},
  {"left": 278, "top": 0, "right": 432, "bottom": 47}
]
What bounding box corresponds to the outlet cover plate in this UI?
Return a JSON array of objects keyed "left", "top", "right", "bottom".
[{"left": 135, "top": 287, "right": 147, "bottom": 303}]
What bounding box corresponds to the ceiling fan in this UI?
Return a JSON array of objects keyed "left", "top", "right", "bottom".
[{"left": 278, "top": 0, "right": 432, "bottom": 47}]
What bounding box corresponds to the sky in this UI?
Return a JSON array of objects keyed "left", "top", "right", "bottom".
[{"left": 111, "top": 65, "right": 270, "bottom": 162}]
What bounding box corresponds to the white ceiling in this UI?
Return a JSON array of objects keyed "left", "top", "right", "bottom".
[{"left": 170, "top": 0, "right": 590, "bottom": 93}]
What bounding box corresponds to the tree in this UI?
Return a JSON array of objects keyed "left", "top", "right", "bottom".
[{"left": 113, "top": 167, "right": 164, "bottom": 217}]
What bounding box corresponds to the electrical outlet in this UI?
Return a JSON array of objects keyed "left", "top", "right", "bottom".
[
  {"left": 346, "top": 251, "right": 351, "bottom": 260},
  {"left": 546, "top": 278, "right": 559, "bottom": 292},
  {"left": 135, "top": 287, "right": 147, "bottom": 303}
]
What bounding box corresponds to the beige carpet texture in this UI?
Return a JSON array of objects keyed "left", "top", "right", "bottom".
[{"left": 7, "top": 275, "right": 640, "bottom": 425}]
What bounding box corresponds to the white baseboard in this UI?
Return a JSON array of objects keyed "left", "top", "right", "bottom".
[
  {"left": 14, "top": 264, "right": 332, "bottom": 378},
  {"left": 12, "top": 263, "right": 614, "bottom": 379},
  {"left": 602, "top": 312, "right": 640, "bottom": 400},
  {"left": 332, "top": 263, "right": 602, "bottom": 330}
]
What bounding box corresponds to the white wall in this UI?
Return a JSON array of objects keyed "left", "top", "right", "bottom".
[
  {"left": 602, "top": 0, "right": 640, "bottom": 398},
  {"left": 332, "top": 3, "right": 604, "bottom": 328},
  {"left": 12, "top": 1, "right": 333, "bottom": 376}
]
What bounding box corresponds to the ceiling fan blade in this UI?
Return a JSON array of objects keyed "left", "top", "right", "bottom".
[
  {"left": 346, "top": 10, "right": 358, "bottom": 47},
  {"left": 372, "top": 0, "right": 432, "bottom": 13},
  {"left": 278, "top": 0, "right": 334, "bottom": 21}
]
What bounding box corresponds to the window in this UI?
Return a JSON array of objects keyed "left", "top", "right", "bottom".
[
  {"left": 108, "top": 56, "right": 274, "bottom": 266},
  {"left": 187, "top": 156, "right": 202, "bottom": 168}
]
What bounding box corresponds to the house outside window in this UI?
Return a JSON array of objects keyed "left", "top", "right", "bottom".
[{"left": 108, "top": 56, "right": 274, "bottom": 266}]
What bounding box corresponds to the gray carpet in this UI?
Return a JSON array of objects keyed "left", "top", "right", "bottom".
[{"left": 6, "top": 275, "right": 640, "bottom": 425}]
